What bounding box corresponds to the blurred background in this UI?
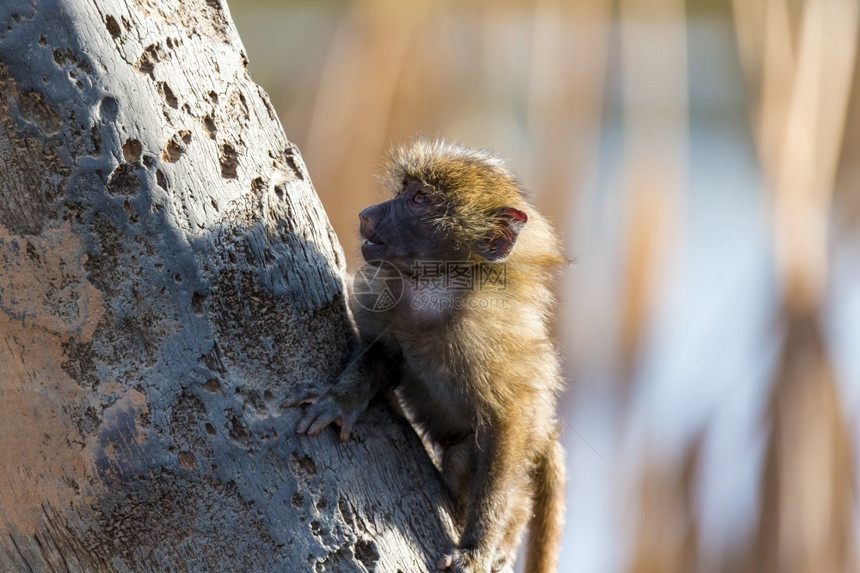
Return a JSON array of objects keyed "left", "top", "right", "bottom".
[{"left": 230, "top": 0, "right": 860, "bottom": 571}]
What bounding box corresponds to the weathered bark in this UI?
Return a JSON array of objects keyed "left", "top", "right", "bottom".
[{"left": 0, "top": 0, "right": 455, "bottom": 570}]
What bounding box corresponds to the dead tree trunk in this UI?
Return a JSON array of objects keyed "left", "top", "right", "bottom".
[{"left": 0, "top": 0, "right": 455, "bottom": 570}]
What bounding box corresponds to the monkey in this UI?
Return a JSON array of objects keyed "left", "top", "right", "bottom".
[{"left": 283, "top": 138, "right": 567, "bottom": 573}]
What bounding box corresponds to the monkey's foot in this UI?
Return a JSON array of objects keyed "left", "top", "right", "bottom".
[
  {"left": 436, "top": 548, "right": 502, "bottom": 573},
  {"left": 281, "top": 382, "right": 364, "bottom": 442}
]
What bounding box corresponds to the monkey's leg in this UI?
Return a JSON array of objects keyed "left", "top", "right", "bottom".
[
  {"left": 440, "top": 440, "right": 476, "bottom": 522},
  {"left": 492, "top": 488, "right": 533, "bottom": 571},
  {"left": 437, "top": 424, "right": 531, "bottom": 572}
]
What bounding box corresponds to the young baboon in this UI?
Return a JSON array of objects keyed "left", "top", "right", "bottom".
[{"left": 284, "top": 139, "right": 567, "bottom": 573}]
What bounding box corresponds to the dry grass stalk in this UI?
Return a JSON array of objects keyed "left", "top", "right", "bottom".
[
  {"left": 524, "top": 0, "right": 611, "bottom": 231},
  {"left": 616, "top": 0, "right": 687, "bottom": 386},
  {"left": 755, "top": 311, "right": 856, "bottom": 573},
  {"left": 735, "top": 0, "right": 858, "bottom": 311},
  {"left": 627, "top": 437, "right": 703, "bottom": 573},
  {"left": 731, "top": 0, "right": 859, "bottom": 571}
]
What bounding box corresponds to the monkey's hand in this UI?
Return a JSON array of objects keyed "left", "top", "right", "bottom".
[
  {"left": 436, "top": 548, "right": 505, "bottom": 573},
  {"left": 281, "top": 378, "right": 370, "bottom": 443}
]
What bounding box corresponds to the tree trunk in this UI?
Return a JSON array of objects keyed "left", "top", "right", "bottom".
[{"left": 0, "top": 0, "right": 456, "bottom": 570}]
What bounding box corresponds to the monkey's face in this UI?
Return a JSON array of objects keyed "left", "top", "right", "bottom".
[{"left": 359, "top": 177, "right": 468, "bottom": 270}]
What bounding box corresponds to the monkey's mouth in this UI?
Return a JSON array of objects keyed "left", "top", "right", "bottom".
[
  {"left": 360, "top": 229, "right": 387, "bottom": 263},
  {"left": 360, "top": 229, "right": 386, "bottom": 247}
]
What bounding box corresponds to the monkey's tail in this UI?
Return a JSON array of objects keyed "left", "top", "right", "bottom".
[{"left": 525, "top": 434, "right": 566, "bottom": 573}]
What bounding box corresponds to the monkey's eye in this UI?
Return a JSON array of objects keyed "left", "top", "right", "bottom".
[{"left": 412, "top": 191, "right": 430, "bottom": 205}]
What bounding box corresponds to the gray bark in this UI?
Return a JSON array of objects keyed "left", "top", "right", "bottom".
[{"left": 0, "top": 0, "right": 455, "bottom": 570}]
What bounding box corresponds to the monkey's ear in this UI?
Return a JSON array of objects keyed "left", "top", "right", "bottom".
[{"left": 480, "top": 207, "right": 528, "bottom": 261}]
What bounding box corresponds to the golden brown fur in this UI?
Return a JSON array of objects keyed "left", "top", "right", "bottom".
[
  {"left": 386, "top": 139, "right": 566, "bottom": 572},
  {"left": 285, "top": 138, "right": 567, "bottom": 572}
]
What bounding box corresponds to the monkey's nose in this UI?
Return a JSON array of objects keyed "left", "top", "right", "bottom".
[{"left": 359, "top": 204, "right": 381, "bottom": 225}]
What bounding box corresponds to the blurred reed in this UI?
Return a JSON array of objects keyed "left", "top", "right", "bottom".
[
  {"left": 734, "top": 1, "right": 858, "bottom": 572},
  {"left": 628, "top": 438, "right": 703, "bottom": 573},
  {"left": 616, "top": 0, "right": 687, "bottom": 388},
  {"left": 231, "top": 0, "right": 860, "bottom": 570}
]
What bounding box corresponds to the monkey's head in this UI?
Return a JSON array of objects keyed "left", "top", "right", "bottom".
[{"left": 359, "top": 139, "right": 530, "bottom": 270}]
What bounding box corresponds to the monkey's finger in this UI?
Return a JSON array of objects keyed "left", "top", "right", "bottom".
[
  {"left": 338, "top": 419, "right": 354, "bottom": 443},
  {"left": 295, "top": 413, "right": 316, "bottom": 434},
  {"left": 307, "top": 412, "right": 337, "bottom": 437},
  {"left": 296, "top": 402, "right": 329, "bottom": 434},
  {"left": 281, "top": 392, "right": 320, "bottom": 408},
  {"left": 435, "top": 555, "right": 454, "bottom": 570}
]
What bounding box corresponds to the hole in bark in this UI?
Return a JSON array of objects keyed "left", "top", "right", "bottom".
[
  {"left": 219, "top": 143, "right": 238, "bottom": 179},
  {"left": 122, "top": 138, "right": 142, "bottom": 162},
  {"left": 290, "top": 452, "right": 317, "bottom": 475},
  {"left": 156, "top": 169, "right": 167, "bottom": 189},
  {"left": 291, "top": 492, "right": 304, "bottom": 508},
  {"left": 105, "top": 14, "right": 121, "bottom": 38},
  {"left": 228, "top": 415, "right": 249, "bottom": 441},
  {"left": 178, "top": 451, "right": 196, "bottom": 469},
  {"left": 251, "top": 177, "right": 266, "bottom": 193},
  {"left": 106, "top": 163, "right": 140, "bottom": 195},
  {"left": 202, "top": 114, "right": 216, "bottom": 138},
  {"left": 354, "top": 539, "right": 380, "bottom": 568},
  {"left": 205, "top": 422, "right": 216, "bottom": 435},
  {"left": 25, "top": 242, "right": 40, "bottom": 263},
  {"left": 203, "top": 378, "right": 221, "bottom": 393},
  {"left": 99, "top": 97, "right": 119, "bottom": 121},
  {"left": 134, "top": 44, "right": 161, "bottom": 76},
  {"left": 191, "top": 291, "right": 205, "bottom": 316},
  {"left": 123, "top": 198, "right": 138, "bottom": 223},
  {"left": 90, "top": 126, "right": 102, "bottom": 154},
  {"left": 161, "top": 132, "right": 189, "bottom": 163},
  {"left": 158, "top": 82, "right": 178, "bottom": 109},
  {"left": 17, "top": 90, "right": 63, "bottom": 134}
]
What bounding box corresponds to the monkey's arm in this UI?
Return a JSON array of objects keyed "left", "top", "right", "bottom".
[{"left": 282, "top": 338, "right": 399, "bottom": 442}]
